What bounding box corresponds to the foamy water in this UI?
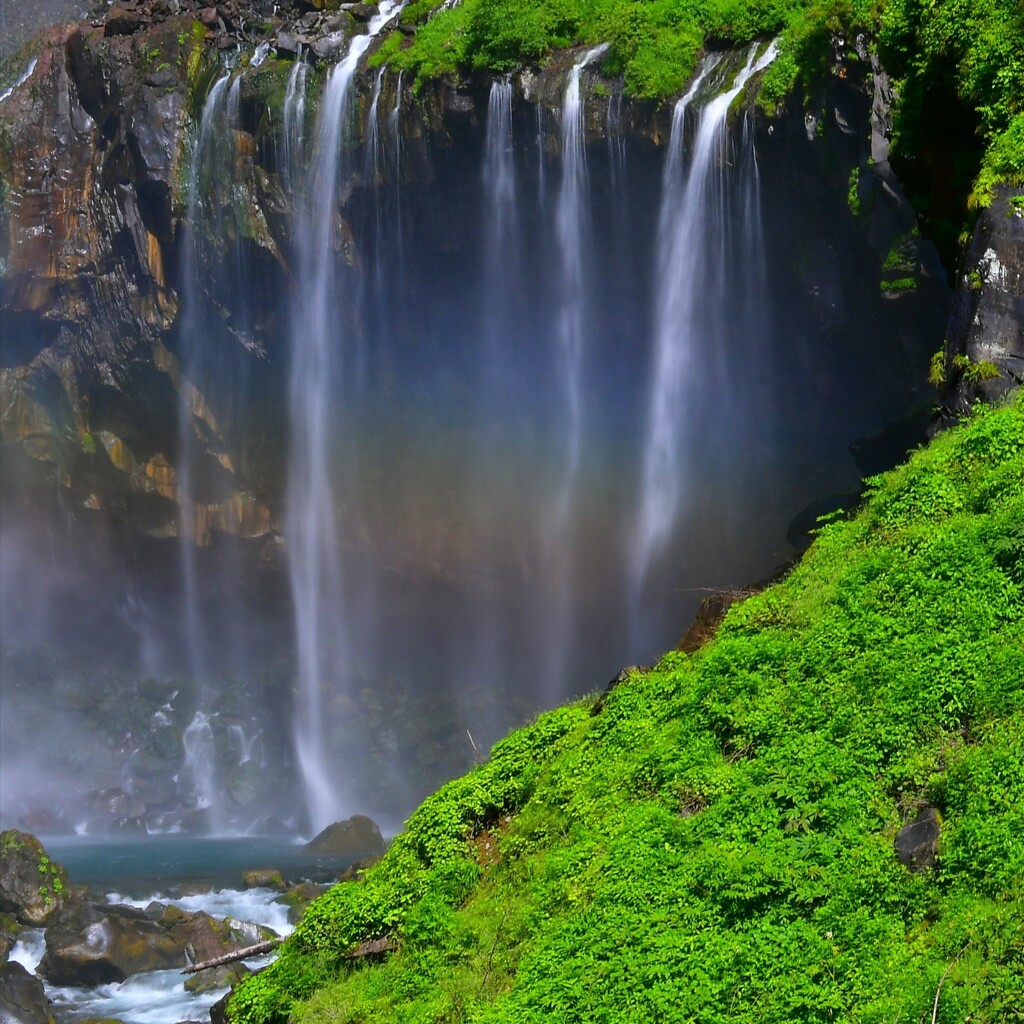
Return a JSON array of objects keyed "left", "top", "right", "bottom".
[
  {"left": 15, "top": 887, "right": 293, "bottom": 1024},
  {"left": 106, "top": 886, "right": 294, "bottom": 937}
]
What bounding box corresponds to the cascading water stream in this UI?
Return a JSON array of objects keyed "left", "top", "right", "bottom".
[
  {"left": 389, "top": 71, "right": 406, "bottom": 273},
  {"left": 365, "top": 68, "right": 385, "bottom": 182},
  {"left": 554, "top": 43, "right": 607, "bottom": 509},
  {"left": 181, "top": 711, "right": 220, "bottom": 829},
  {"left": 287, "top": 0, "right": 406, "bottom": 833},
  {"left": 530, "top": 44, "right": 608, "bottom": 699},
  {"left": 481, "top": 78, "right": 517, "bottom": 361},
  {"left": 630, "top": 43, "right": 778, "bottom": 605},
  {"left": 178, "top": 74, "right": 230, "bottom": 678},
  {"left": 282, "top": 56, "right": 308, "bottom": 187}
]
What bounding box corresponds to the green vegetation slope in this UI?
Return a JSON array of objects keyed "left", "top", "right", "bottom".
[
  {"left": 373, "top": 0, "right": 1022, "bottom": 220},
  {"left": 230, "top": 392, "right": 1024, "bottom": 1023}
]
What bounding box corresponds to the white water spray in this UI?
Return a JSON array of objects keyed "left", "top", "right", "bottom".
[
  {"left": 554, "top": 44, "right": 607, "bottom": 506},
  {"left": 181, "top": 711, "right": 220, "bottom": 828},
  {"left": 282, "top": 57, "right": 308, "bottom": 187},
  {"left": 287, "top": 0, "right": 406, "bottom": 833},
  {"left": 179, "top": 74, "right": 230, "bottom": 677},
  {"left": 0, "top": 58, "right": 37, "bottom": 104},
  {"left": 632, "top": 43, "right": 778, "bottom": 598}
]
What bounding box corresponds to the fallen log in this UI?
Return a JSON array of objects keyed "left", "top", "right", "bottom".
[{"left": 183, "top": 939, "right": 281, "bottom": 974}]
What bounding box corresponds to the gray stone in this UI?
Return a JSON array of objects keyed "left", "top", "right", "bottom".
[
  {"left": 895, "top": 806, "right": 940, "bottom": 871},
  {"left": 0, "top": 961, "right": 55, "bottom": 1024},
  {"left": 303, "top": 816, "right": 385, "bottom": 857},
  {"left": 39, "top": 901, "right": 183, "bottom": 985}
]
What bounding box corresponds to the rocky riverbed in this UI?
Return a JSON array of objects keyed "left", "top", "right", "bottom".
[{"left": 0, "top": 825, "right": 384, "bottom": 1024}]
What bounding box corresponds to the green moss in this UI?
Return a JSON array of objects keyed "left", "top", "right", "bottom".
[
  {"left": 229, "top": 392, "right": 1024, "bottom": 1024},
  {"left": 848, "top": 167, "right": 862, "bottom": 215},
  {"left": 953, "top": 354, "right": 1002, "bottom": 384}
]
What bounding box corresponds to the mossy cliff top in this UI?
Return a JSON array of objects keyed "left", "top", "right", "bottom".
[{"left": 229, "top": 390, "right": 1024, "bottom": 1023}]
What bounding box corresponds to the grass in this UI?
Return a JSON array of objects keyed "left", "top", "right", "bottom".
[{"left": 228, "top": 390, "right": 1024, "bottom": 1024}]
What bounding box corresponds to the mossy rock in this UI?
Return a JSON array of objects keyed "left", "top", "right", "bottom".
[
  {"left": 302, "top": 816, "right": 385, "bottom": 857},
  {"left": 0, "top": 831, "right": 69, "bottom": 926},
  {"left": 240, "top": 869, "right": 287, "bottom": 891}
]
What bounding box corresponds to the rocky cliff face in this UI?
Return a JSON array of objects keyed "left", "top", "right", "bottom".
[
  {"left": 941, "top": 186, "right": 1024, "bottom": 414},
  {"left": 0, "top": 13, "right": 958, "bottom": 562}
]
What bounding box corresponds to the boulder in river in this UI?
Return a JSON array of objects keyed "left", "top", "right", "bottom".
[
  {"left": 0, "top": 961, "right": 55, "bottom": 1024},
  {"left": 0, "top": 831, "right": 69, "bottom": 926},
  {"left": 184, "top": 961, "right": 250, "bottom": 994},
  {"left": 240, "top": 869, "right": 286, "bottom": 891},
  {"left": 39, "top": 901, "right": 183, "bottom": 985},
  {"left": 303, "top": 816, "right": 385, "bottom": 857}
]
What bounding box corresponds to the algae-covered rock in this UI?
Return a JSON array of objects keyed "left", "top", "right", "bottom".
[
  {"left": 240, "top": 868, "right": 287, "bottom": 891},
  {"left": 184, "top": 961, "right": 250, "bottom": 994},
  {"left": 0, "top": 831, "right": 69, "bottom": 926},
  {"left": 39, "top": 901, "right": 183, "bottom": 985}
]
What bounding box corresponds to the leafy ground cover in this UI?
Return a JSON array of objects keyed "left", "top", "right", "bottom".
[
  {"left": 229, "top": 390, "right": 1024, "bottom": 1023},
  {"left": 369, "top": 0, "right": 1022, "bottom": 226}
]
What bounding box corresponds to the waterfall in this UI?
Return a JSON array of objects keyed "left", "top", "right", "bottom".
[
  {"left": 282, "top": 56, "right": 307, "bottom": 187},
  {"left": 365, "top": 68, "right": 385, "bottom": 183},
  {"left": 527, "top": 44, "right": 608, "bottom": 698},
  {"left": 287, "top": 0, "right": 406, "bottom": 833},
  {"left": 181, "top": 712, "right": 220, "bottom": 830},
  {"left": 481, "top": 78, "right": 517, "bottom": 360},
  {"left": 631, "top": 43, "right": 778, "bottom": 606},
  {"left": 178, "top": 74, "right": 230, "bottom": 677},
  {"left": 535, "top": 105, "right": 547, "bottom": 208},
  {"left": 228, "top": 724, "right": 263, "bottom": 765},
  {"left": 0, "top": 58, "right": 37, "bottom": 104},
  {"left": 389, "top": 71, "right": 405, "bottom": 273},
  {"left": 555, "top": 43, "right": 607, "bottom": 505}
]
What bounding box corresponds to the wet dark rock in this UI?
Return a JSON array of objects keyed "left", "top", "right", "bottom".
[
  {"left": 895, "top": 805, "right": 941, "bottom": 871},
  {"left": 105, "top": 4, "right": 147, "bottom": 36},
  {"left": 337, "top": 854, "right": 382, "bottom": 882},
  {"left": 130, "top": 773, "right": 178, "bottom": 808},
  {"left": 786, "top": 492, "right": 861, "bottom": 553},
  {"left": 943, "top": 185, "right": 1024, "bottom": 415},
  {"left": 170, "top": 909, "right": 262, "bottom": 963},
  {"left": 184, "top": 961, "right": 250, "bottom": 993},
  {"left": 274, "top": 31, "right": 302, "bottom": 56},
  {"left": 241, "top": 869, "right": 286, "bottom": 890},
  {"left": 311, "top": 32, "right": 348, "bottom": 60},
  {"left": 109, "top": 816, "right": 148, "bottom": 835},
  {"left": 303, "top": 815, "right": 385, "bottom": 856},
  {"left": 209, "top": 989, "right": 232, "bottom": 1024},
  {"left": 0, "top": 961, "right": 55, "bottom": 1024},
  {"left": 342, "top": 3, "right": 374, "bottom": 21},
  {"left": 281, "top": 881, "right": 327, "bottom": 924},
  {"left": 678, "top": 595, "right": 746, "bottom": 654},
  {"left": 0, "top": 911, "right": 21, "bottom": 960},
  {"left": 0, "top": 832, "right": 69, "bottom": 927},
  {"left": 39, "top": 900, "right": 183, "bottom": 985},
  {"left": 85, "top": 789, "right": 146, "bottom": 822},
  {"left": 224, "top": 916, "right": 274, "bottom": 946},
  {"left": 15, "top": 812, "right": 73, "bottom": 837},
  {"left": 849, "top": 404, "right": 932, "bottom": 477},
  {"left": 199, "top": 7, "right": 219, "bottom": 25}
]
